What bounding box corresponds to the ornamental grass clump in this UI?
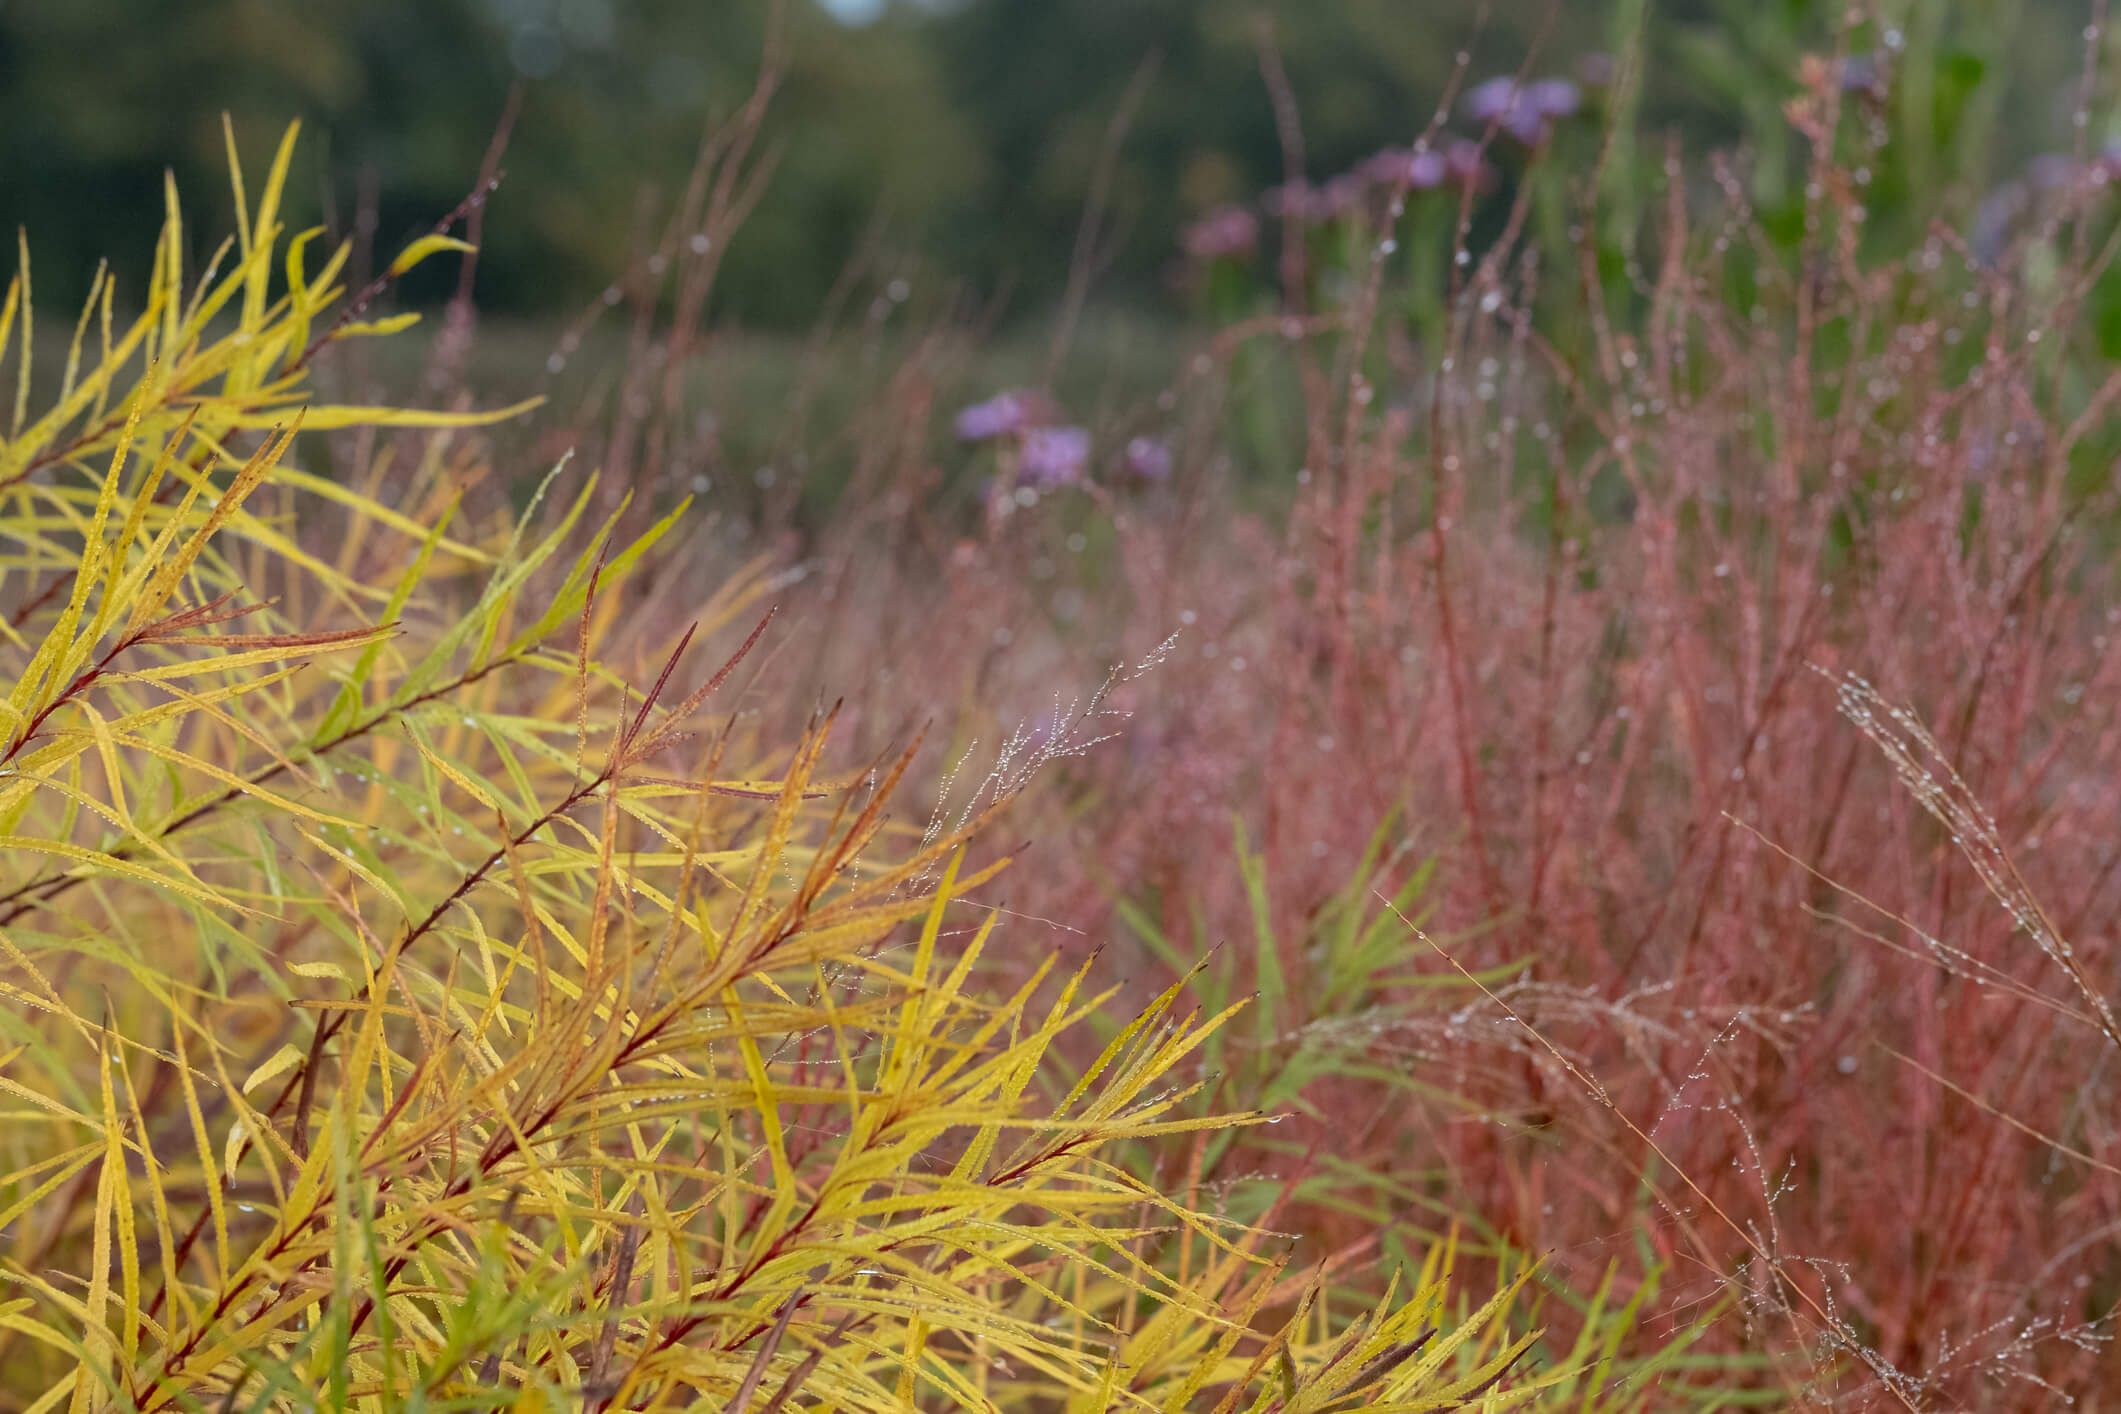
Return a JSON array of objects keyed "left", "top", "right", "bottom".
[{"left": 0, "top": 128, "right": 1572, "bottom": 1411}]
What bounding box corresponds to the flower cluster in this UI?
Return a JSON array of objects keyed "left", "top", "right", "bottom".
[
  {"left": 1461, "top": 75, "right": 1583, "bottom": 146},
  {"left": 1018, "top": 425, "right": 1091, "bottom": 490},
  {"left": 1179, "top": 203, "right": 1260, "bottom": 261},
  {"left": 1176, "top": 55, "right": 1602, "bottom": 263},
  {"left": 953, "top": 388, "right": 1059, "bottom": 442},
  {"left": 1359, "top": 138, "right": 1492, "bottom": 194},
  {"left": 956, "top": 389, "right": 1172, "bottom": 506},
  {"left": 1123, "top": 435, "right": 1173, "bottom": 482}
]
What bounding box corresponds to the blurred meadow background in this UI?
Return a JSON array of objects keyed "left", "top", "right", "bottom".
[{"left": 9, "top": 0, "right": 2121, "bottom": 1408}]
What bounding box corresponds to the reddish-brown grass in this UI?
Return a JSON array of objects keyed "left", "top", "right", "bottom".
[{"left": 360, "top": 39, "right": 2121, "bottom": 1408}]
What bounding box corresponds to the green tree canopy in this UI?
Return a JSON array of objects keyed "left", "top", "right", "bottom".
[{"left": 0, "top": 0, "right": 2089, "bottom": 325}]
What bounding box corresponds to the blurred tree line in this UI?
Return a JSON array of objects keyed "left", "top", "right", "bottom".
[{"left": 0, "top": 0, "right": 2093, "bottom": 327}]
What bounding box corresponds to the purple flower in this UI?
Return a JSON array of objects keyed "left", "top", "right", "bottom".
[
  {"left": 1018, "top": 426, "right": 1091, "bottom": 490},
  {"left": 1361, "top": 146, "right": 1448, "bottom": 191},
  {"left": 955, "top": 390, "right": 1052, "bottom": 442},
  {"left": 1577, "top": 52, "right": 1617, "bottom": 88},
  {"left": 1180, "top": 203, "right": 1259, "bottom": 260},
  {"left": 1464, "top": 76, "right": 1522, "bottom": 125},
  {"left": 1840, "top": 52, "right": 1886, "bottom": 96},
  {"left": 1525, "top": 78, "right": 1582, "bottom": 118},
  {"left": 1506, "top": 108, "right": 1552, "bottom": 145},
  {"left": 1464, "top": 75, "right": 1580, "bottom": 145},
  {"left": 1123, "top": 436, "right": 1173, "bottom": 482}
]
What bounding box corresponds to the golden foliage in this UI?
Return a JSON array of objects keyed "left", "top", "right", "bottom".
[{"left": 0, "top": 126, "right": 1572, "bottom": 1413}]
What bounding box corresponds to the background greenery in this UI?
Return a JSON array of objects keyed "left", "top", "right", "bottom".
[{"left": 0, "top": 0, "right": 2094, "bottom": 327}]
